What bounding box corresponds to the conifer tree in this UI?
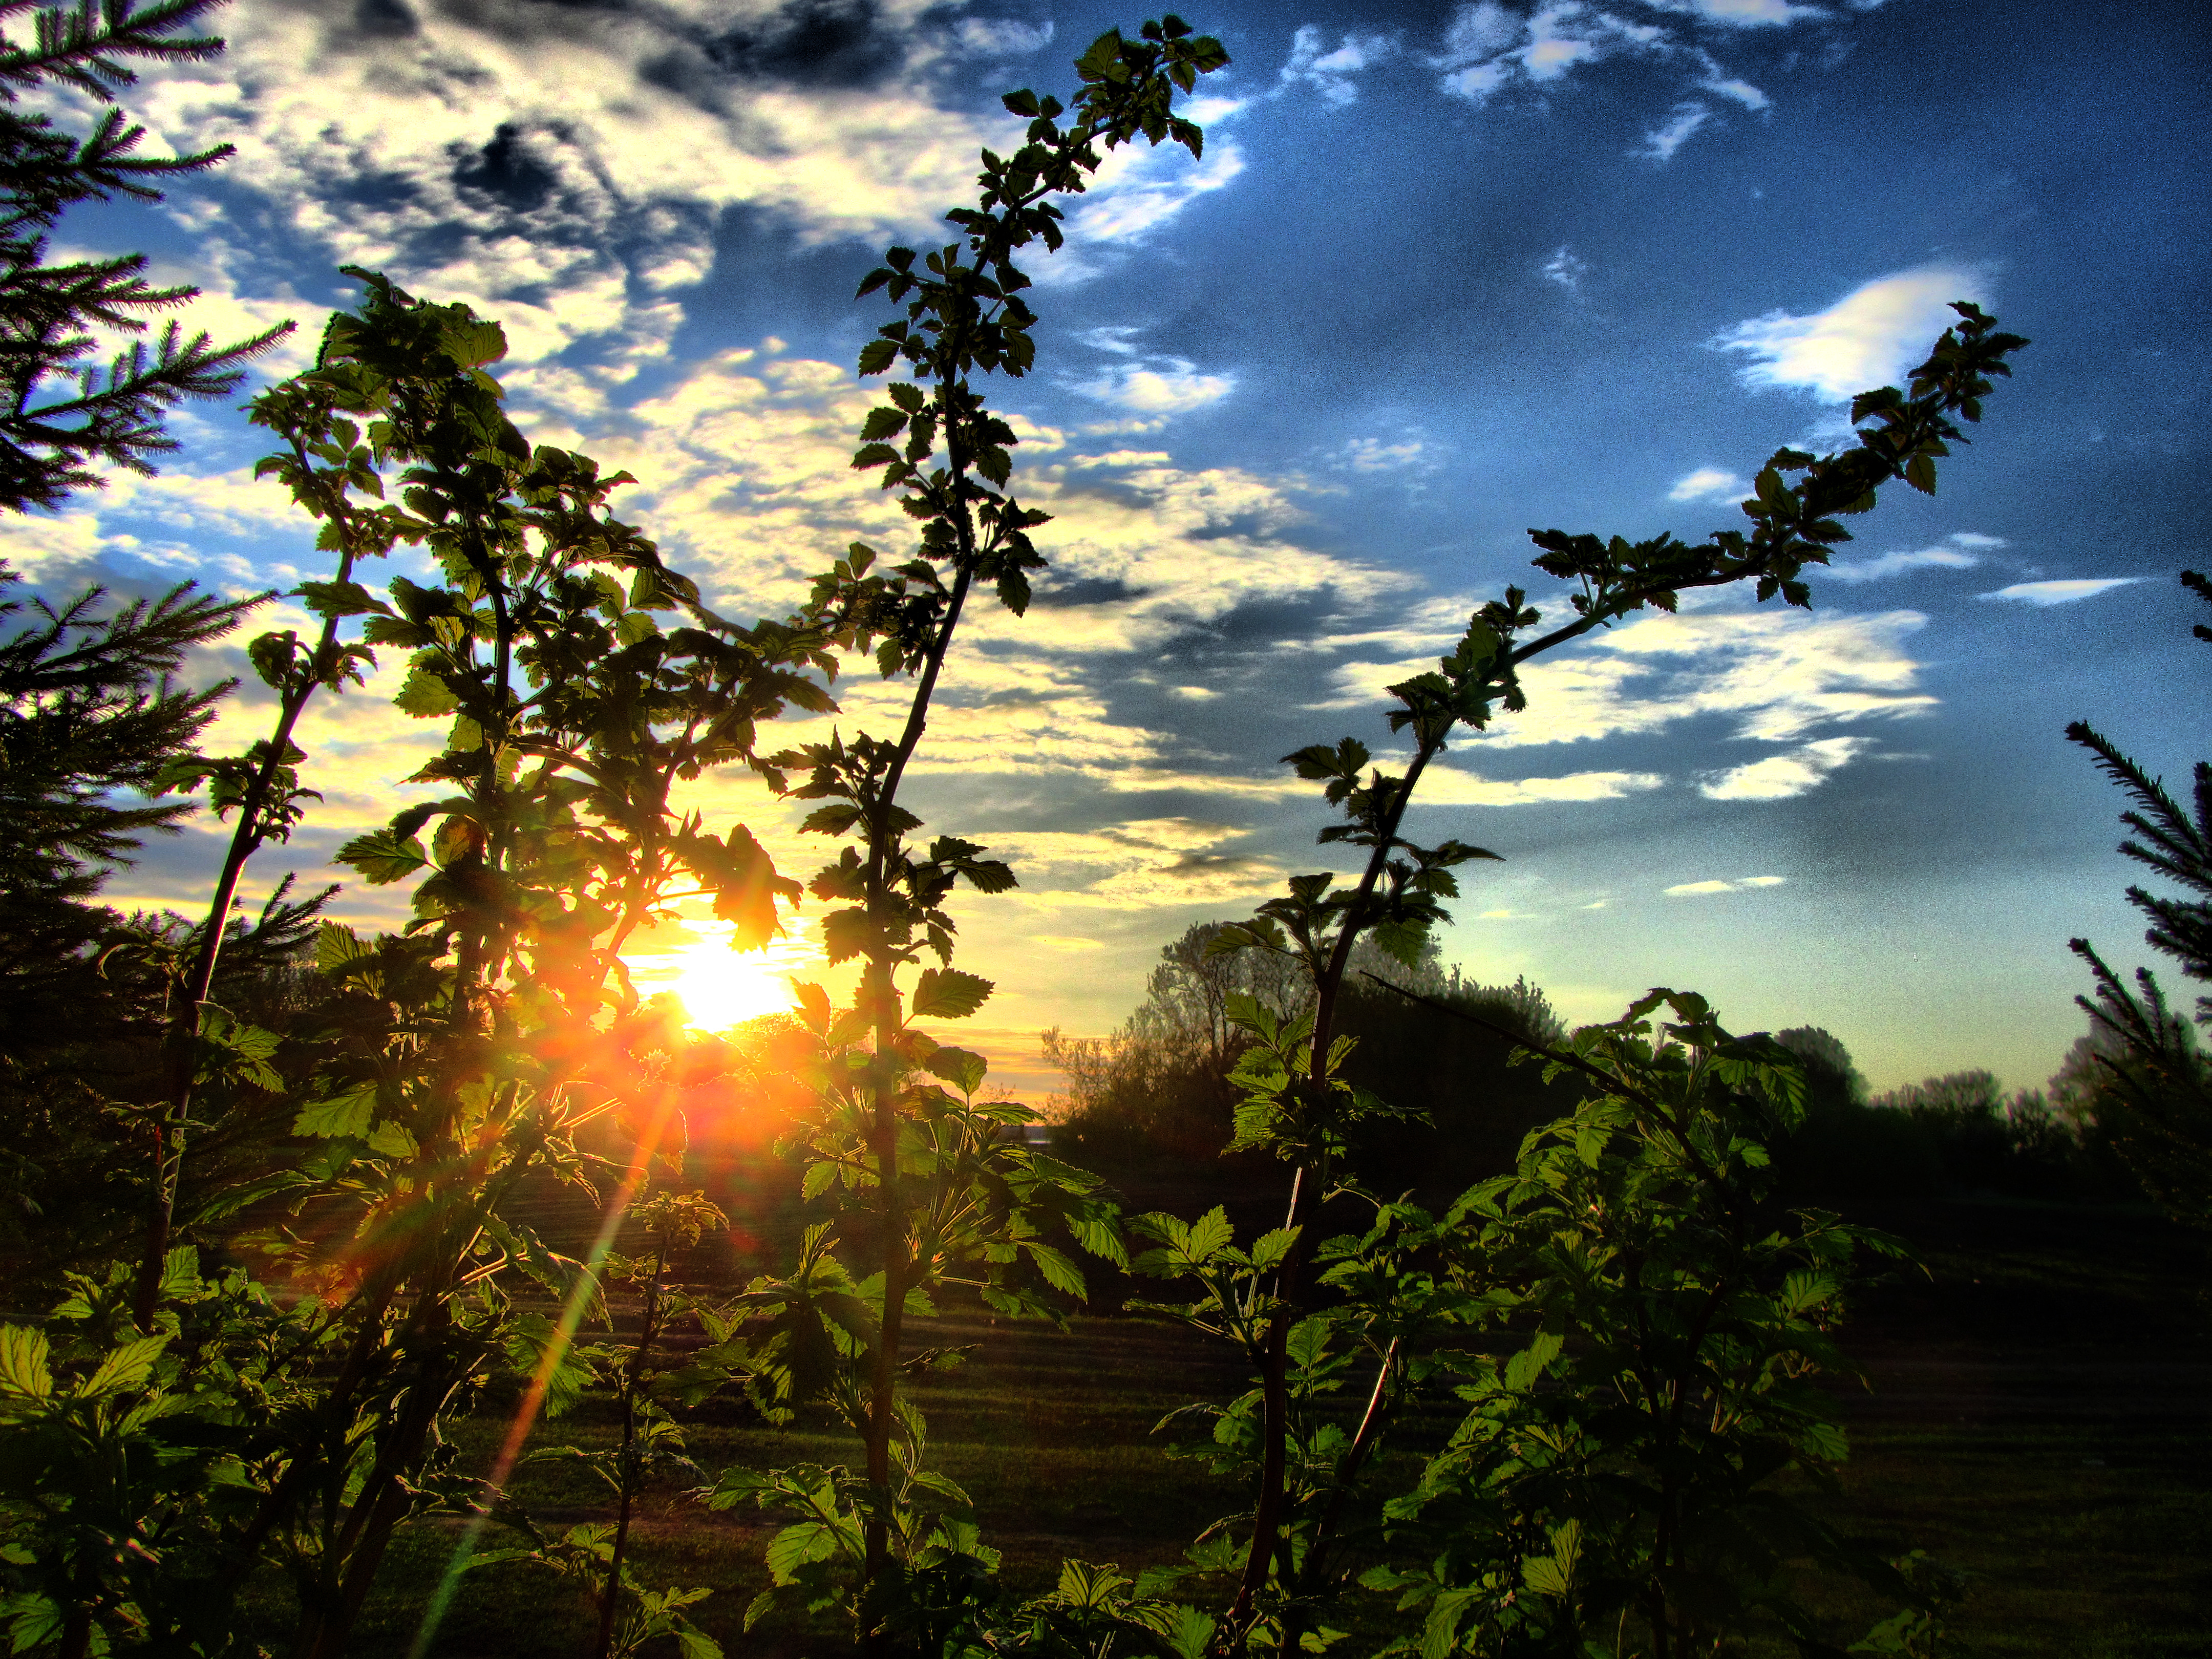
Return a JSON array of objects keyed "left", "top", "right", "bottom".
[
  {"left": 2069, "top": 570, "right": 2212, "bottom": 1227},
  {"left": 0, "top": 0, "right": 289, "bottom": 508}
]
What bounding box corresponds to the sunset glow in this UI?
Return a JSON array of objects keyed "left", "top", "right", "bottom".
[{"left": 625, "top": 923, "right": 824, "bottom": 1033}]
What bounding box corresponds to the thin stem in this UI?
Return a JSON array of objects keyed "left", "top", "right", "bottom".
[{"left": 133, "top": 442, "right": 363, "bottom": 1328}]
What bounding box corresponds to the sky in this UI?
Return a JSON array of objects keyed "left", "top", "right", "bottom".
[{"left": 13, "top": 0, "right": 2210, "bottom": 1098}]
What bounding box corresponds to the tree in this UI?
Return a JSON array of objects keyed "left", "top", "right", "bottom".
[
  {"left": 0, "top": 0, "right": 290, "bottom": 509},
  {"left": 2068, "top": 569, "right": 2212, "bottom": 1228},
  {"left": 1179, "top": 297, "right": 2025, "bottom": 1649},
  {"left": 0, "top": 562, "right": 266, "bottom": 1271}
]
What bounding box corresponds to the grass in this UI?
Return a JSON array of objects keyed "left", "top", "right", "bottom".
[{"left": 304, "top": 1188, "right": 2208, "bottom": 1658}]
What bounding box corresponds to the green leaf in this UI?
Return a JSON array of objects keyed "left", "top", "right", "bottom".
[
  {"left": 924, "top": 1046, "right": 988, "bottom": 1096},
  {"left": 294, "top": 1084, "right": 377, "bottom": 1139},
  {"left": 0, "top": 1325, "right": 51, "bottom": 1400},
  {"left": 394, "top": 665, "right": 459, "bottom": 716},
  {"left": 367, "top": 1119, "right": 419, "bottom": 1158},
  {"left": 910, "top": 967, "right": 993, "bottom": 1019},
  {"left": 335, "top": 828, "right": 430, "bottom": 884},
  {"left": 83, "top": 1333, "right": 168, "bottom": 1398},
  {"left": 1023, "top": 1241, "right": 1087, "bottom": 1298},
  {"left": 1503, "top": 1331, "right": 1563, "bottom": 1393},
  {"left": 764, "top": 1519, "right": 846, "bottom": 1583}
]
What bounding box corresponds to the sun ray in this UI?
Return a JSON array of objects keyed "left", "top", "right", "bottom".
[{"left": 624, "top": 919, "right": 823, "bottom": 1031}]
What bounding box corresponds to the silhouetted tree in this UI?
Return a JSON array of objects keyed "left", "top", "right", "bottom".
[
  {"left": 0, "top": 0, "right": 290, "bottom": 508},
  {"left": 2069, "top": 569, "right": 2212, "bottom": 1227}
]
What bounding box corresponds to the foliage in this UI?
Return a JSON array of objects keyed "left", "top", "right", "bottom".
[
  {"left": 0, "top": 562, "right": 264, "bottom": 1268},
  {"left": 691, "top": 19, "right": 1230, "bottom": 1651},
  {"left": 0, "top": 15, "right": 2038, "bottom": 1657},
  {"left": 0, "top": 1247, "right": 315, "bottom": 1658},
  {"left": 0, "top": 0, "right": 291, "bottom": 510},
  {"left": 1173, "top": 295, "right": 2024, "bottom": 1652},
  {"left": 2068, "top": 569, "right": 2212, "bottom": 1229},
  {"left": 476, "top": 1191, "right": 732, "bottom": 1659},
  {"left": 1047, "top": 920, "right": 1311, "bottom": 1162},
  {"left": 1368, "top": 991, "right": 1929, "bottom": 1659}
]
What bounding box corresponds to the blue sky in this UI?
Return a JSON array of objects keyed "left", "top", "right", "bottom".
[{"left": 17, "top": 0, "right": 2210, "bottom": 1094}]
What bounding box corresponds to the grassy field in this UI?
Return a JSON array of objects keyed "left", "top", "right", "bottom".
[{"left": 306, "top": 1183, "right": 2208, "bottom": 1659}]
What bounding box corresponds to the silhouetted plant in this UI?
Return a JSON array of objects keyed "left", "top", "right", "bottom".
[{"left": 2069, "top": 570, "right": 2212, "bottom": 1228}]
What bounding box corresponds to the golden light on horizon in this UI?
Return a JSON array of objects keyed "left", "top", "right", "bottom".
[{"left": 624, "top": 921, "right": 826, "bottom": 1033}]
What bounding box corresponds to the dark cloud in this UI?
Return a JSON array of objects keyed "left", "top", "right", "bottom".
[
  {"left": 704, "top": 0, "right": 904, "bottom": 88},
  {"left": 454, "top": 123, "right": 561, "bottom": 212},
  {"left": 353, "top": 0, "right": 420, "bottom": 39}
]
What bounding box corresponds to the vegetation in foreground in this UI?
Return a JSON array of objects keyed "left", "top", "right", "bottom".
[{"left": 4, "top": 4, "right": 2206, "bottom": 1659}]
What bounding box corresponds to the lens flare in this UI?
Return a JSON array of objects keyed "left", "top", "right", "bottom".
[{"left": 625, "top": 921, "right": 821, "bottom": 1031}]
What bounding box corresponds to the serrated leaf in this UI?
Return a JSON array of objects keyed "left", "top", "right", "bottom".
[
  {"left": 910, "top": 967, "right": 992, "bottom": 1019},
  {"left": 295, "top": 1084, "right": 377, "bottom": 1139},
  {"left": 0, "top": 1326, "right": 52, "bottom": 1400},
  {"left": 924, "top": 1046, "right": 988, "bottom": 1096},
  {"left": 394, "top": 666, "right": 458, "bottom": 717},
  {"left": 367, "top": 1119, "right": 419, "bottom": 1158}
]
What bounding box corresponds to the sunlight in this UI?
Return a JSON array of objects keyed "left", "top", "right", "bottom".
[{"left": 624, "top": 920, "right": 823, "bottom": 1032}]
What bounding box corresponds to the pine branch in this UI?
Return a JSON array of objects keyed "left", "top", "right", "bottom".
[{"left": 0, "top": 0, "right": 229, "bottom": 104}]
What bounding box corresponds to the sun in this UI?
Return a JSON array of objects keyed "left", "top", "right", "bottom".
[{"left": 624, "top": 922, "right": 822, "bottom": 1033}]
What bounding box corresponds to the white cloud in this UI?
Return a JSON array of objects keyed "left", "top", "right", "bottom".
[
  {"left": 1947, "top": 531, "right": 2006, "bottom": 549},
  {"left": 1823, "top": 545, "right": 1981, "bottom": 582},
  {"left": 1072, "top": 358, "right": 1236, "bottom": 416},
  {"left": 1430, "top": 0, "right": 1828, "bottom": 112},
  {"left": 1340, "top": 435, "right": 1431, "bottom": 473},
  {"left": 1328, "top": 606, "right": 1938, "bottom": 747},
  {"left": 122, "top": 0, "right": 1246, "bottom": 375},
  {"left": 1697, "top": 735, "right": 1873, "bottom": 799},
  {"left": 1697, "top": 65, "right": 1771, "bottom": 108},
  {"left": 1279, "top": 26, "right": 1398, "bottom": 105},
  {"left": 1980, "top": 579, "right": 2144, "bottom": 607},
  {"left": 1651, "top": 0, "right": 1826, "bottom": 24},
  {"left": 1639, "top": 100, "right": 1713, "bottom": 160},
  {"left": 979, "top": 818, "right": 1288, "bottom": 909},
  {"left": 1414, "top": 765, "right": 1667, "bottom": 805},
  {"left": 1668, "top": 466, "right": 1746, "bottom": 503},
  {"left": 1052, "top": 138, "right": 1246, "bottom": 255},
  {"left": 1543, "top": 246, "right": 1590, "bottom": 290},
  {"left": 1714, "top": 265, "right": 1992, "bottom": 402},
  {"left": 1664, "top": 873, "right": 1790, "bottom": 896},
  {"left": 1434, "top": 3, "right": 1669, "bottom": 103},
  {"left": 956, "top": 18, "right": 1054, "bottom": 56}
]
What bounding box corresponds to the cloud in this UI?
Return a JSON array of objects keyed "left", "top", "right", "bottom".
[
  {"left": 980, "top": 818, "right": 1289, "bottom": 909},
  {"left": 1050, "top": 137, "right": 1246, "bottom": 258},
  {"left": 1433, "top": 3, "right": 1670, "bottom": 103},
  {"left": 1664, "top": 873, "right": 1789, "bottom": 896},
  {"left": 955, "top": 17, "right": 1054, "bottom": 56},
  {"left": 1714, "top": 265, "right": 1992, "bottom": 402},
  {"left": 1638, "top": 100, "right": 1713, "bottom": 160},
  {"left": 1980, "top": 579, "right": 2145, "bottom": 607},
  {"left": 1430, "top": 0, "right": 1822, "bottom": 111},
  {"left": 1543, "top": 246, "right": 1590, "bottom": 290},
  {"left": 1823, "top": 545, "right": 1981, "bottom": 582},
  {"left": 1339, "top": 434, "right": 1432, "bottom": 474},
  {"left": 1279, "top": 26, "right": 1397, "bottom": 105},
  {"left": 1668, "top": 466, "right": 1745, "bottom": 503},
  {"left": 125, "top": 0, "right": 1246, "bottom": 377},
  {"left": 1414, "top": 765, "right": 1667, "bottom": 805},
  {"left": 1326, "top": 606, "right": 1938, "bottom": 747},
  {"left": 1694, "top": 52, "right": 1772, "bottom": 107},
  {"left": 1697, "top": 735, "right": 1873, "bottom": 799},
  {"left": 1650, "top": 0, "right": 1825, "bottom": 24},
  {"left": 1072, "top": 358, "right": 1237, "bottom": 416}
]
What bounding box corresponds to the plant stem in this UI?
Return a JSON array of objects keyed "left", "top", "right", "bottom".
[
  {"left": 132, "top": 439, "right": 364, "bottom": 1329},
  {"left": 600, "top": 1235, "right": 668, "bottom": 1659}
]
